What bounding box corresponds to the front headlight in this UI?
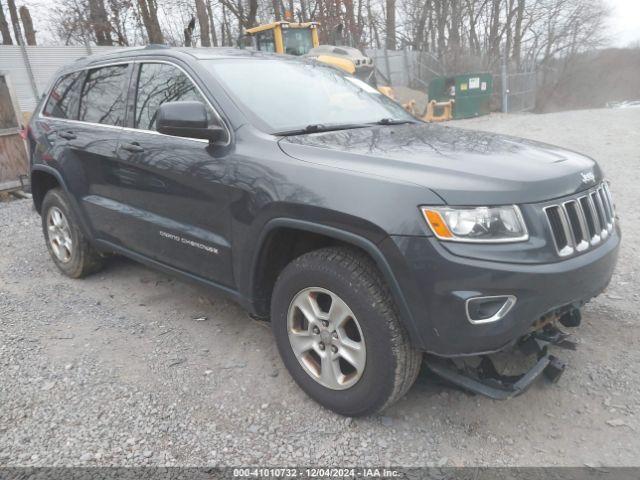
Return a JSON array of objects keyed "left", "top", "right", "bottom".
[{"left": 421, "top": 205, "right": 528, "bottom": 243}]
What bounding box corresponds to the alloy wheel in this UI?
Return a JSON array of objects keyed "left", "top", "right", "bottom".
[
  {"left": 287, "top": 287, "right": 366, "bottom": 390},
  {"left": 46, "top": 206, "right": 73, "bottom": 263}
]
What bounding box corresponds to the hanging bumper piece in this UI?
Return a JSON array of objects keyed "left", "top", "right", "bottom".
[{"left": 424, "top": 325, "right": 575, "bottom": 400}]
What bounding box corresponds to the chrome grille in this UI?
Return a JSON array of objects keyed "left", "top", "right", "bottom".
[{"left": 544, "top": 183, "right": 615, "bottom": 257}]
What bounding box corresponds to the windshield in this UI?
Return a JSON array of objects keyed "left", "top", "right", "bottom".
[
  {"left": 282, "top": 28, "right": 314, "bottom": 55},
  {"left": 255, "top": 31, "right": 276, "bottom": 52},
  {"left": 203, "top": 58, "right": 414, "bottom": 134}
]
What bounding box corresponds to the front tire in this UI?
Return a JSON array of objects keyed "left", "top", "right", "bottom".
[
  {"left": 41, "top": 188, "right": 105, "bottom": 278},
  {"left": 271, "top": 247, "right": 422, "bottom": 416}
]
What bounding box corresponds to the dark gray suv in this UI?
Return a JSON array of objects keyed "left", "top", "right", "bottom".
[{"left": 26, "top": 46, "right": 620, "bottom": 415}]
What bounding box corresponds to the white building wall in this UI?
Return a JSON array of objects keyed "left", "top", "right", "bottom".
[{"left": 0, "top": 46, "right": 125, "bottom": 113}]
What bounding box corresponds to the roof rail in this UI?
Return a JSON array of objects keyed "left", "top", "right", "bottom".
[{"left": 145, "top": 44, "right": 170, "bottom": 49}]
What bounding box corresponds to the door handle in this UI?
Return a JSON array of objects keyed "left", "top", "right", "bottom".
[
  {"left": 58, "top": 130, "right": 76, "bottom": 140},
  {"left": 121, "top": 142, "right": 144, "bottom": 153}
]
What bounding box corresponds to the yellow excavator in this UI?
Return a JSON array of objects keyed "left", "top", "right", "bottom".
[
  {"left": 244, "top": 21, "right": 453, "bottom": 122},
  {"left": 244, "top": 21, "right": 375, "bottom": 85},
  {"left": 245, "top": 21, "right": 319, "bottom": 56}
]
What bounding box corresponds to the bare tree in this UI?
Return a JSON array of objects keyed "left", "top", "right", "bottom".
[
  {"left": 138, "top": 0, "right": 163, "bottom": 43},
  {"left": 511, "top": 0, "right": 525, "bottom": 68},
  {"left": 184, "top": 15, "right": 194, "bottom": 46},
  {"left": 194, "top": 0, "right": 210, "bottom": 45},
  {"left": 108, "top": 0, "right": 131, "bottom": 45},
  {"left": 247, "top": 0, "right": 258, "bottom": 28},
  {"left": 220, "top": 2, "right": 229, "bottom": 45},
  {"left": 271, "top": 0, "right": 281, "bottom": 20},
  {"left": 0, "top": 0, "right": 12, "bottom": 44},
  {"left": 6, "top": 0, "right": 20, "bottom": 44},
  {"left": 18, "top": 0, "right": 613, "bottom": 98},
  {"left": 18, "top": 5, "right": 36, "bottom": 45},
  {"left": 216, "top": 0, "right": 258, "bottom": 30},
  {"left": 448, "top": 0, "right": 462, "bottom": 65},
  {"left": 88, "top": 0, "right": 112, "bottom": 45},
  {"left": 206, "top": 0, "right": 218, "bottom": 46},
  {"left": 366, "top": 0, "right": 381, "bottom": 48},
  {"left": 341, "top": 0, "right": 363, "bottom": 48}
]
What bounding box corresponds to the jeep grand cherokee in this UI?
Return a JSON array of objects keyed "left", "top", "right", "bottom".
[{"left": 27, "top": 46, "right": 620, "bottom": 416}]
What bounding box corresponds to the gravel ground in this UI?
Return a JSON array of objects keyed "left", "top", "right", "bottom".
[{"left": 1, "top": 107, "right": 639, "bottom": 467}]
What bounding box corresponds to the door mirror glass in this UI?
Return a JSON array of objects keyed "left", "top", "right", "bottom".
[{"left": 156, "top": 101, "right": 223, "bottom": 141}]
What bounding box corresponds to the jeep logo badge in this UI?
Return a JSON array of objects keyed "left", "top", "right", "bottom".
[{"left": 580, "top": 171, "right": 595, "bottom": 184}]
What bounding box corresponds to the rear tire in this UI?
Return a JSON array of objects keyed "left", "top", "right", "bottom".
[
  {"left": 271, "top": 246, "right": 422, "bottom": 416},
  {"left": 41, "top": 188, "right": 105, "bottom": 278}
]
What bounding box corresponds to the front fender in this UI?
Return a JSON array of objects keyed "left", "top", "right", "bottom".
[{"left": 247, "top": 217, "right": 427, "bottom": 350}]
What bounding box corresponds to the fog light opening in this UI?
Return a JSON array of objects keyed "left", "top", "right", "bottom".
[{"left": 465, "top": 295, "right": 517, "bottom": 325}]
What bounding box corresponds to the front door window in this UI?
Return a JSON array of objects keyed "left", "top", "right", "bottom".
[{"left": 134, "top": 62, "right": 215, "bottom": 131}]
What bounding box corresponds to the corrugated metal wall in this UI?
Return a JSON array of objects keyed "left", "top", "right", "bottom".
[{"left": 0, "top": 46, "right": 124, "bottom": 113}]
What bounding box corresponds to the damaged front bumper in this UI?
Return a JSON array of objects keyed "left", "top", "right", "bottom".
[
  {"left": 424, "top": 311, "right": 580, "bottom": 400},
  {"left": 386, "top": 224, "right": 619, "bottom": 356}
]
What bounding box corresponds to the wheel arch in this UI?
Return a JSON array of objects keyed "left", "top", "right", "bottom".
[
  {"left": 249, "top": 218, "right": 425, "bottom": 349},
  {"left": 31, "top": 165, "right": 94, "bottom": 240},
  {"left": 31, "top": 166, "right": 64, "bottom": 214}
]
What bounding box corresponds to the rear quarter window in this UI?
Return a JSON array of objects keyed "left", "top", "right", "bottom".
[
  {"left": 78, "top": 64, "right": 129, "bottom": 126},
  {"left": 42, "top": 71, "right": 84, "bottom": 120}
]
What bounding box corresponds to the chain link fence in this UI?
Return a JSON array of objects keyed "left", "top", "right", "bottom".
[{"left": 494, "top": 70, "right": 537, "bottom": 113}]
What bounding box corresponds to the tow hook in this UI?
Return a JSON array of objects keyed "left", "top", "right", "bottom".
[
  {"left": 424, "top": 322, "right": 576, "bottom": 400},
  {"left": 532, "top": 324, "right": 578, "bottom": 350}
]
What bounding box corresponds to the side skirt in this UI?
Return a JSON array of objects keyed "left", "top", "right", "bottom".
[{"left": 95, "top": 239, "right": 249, "bottom": 310}]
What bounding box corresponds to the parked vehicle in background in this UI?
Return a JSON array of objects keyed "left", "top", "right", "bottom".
[{"left": 26, "top": 46, "right": 620, "bottom": 416}]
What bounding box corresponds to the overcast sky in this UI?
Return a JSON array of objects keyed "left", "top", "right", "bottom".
[{"left": 605, "top": 0, "right": 640, "bottom": 46}]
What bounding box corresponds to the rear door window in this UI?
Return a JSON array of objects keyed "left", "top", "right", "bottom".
[
  {"left": 42, "top": 71, "right": 84, "bottom": 120},
  {"left": 78, "top": 64, "right": 129, "bottom": 126},
  {"left": 134, "top": 62, "right": 215, "bottom": 131}
]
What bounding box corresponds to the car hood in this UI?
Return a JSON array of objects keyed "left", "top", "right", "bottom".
[{"left": 278, "top": 123, "right": 602, "bottom": 205}]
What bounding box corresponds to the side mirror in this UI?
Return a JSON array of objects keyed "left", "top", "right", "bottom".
[{"left": 156, "top": 101, "right": 224, "bottom": 142}]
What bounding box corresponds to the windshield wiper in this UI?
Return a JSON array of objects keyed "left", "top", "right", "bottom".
[
  {"left": 373, "top": 118, "right": 417, "bottom": 125},
  {"left": 275, "top": 119, "right": 416, "bottom": 136},
  {"left": 275, "top": 123, "right": 370, "bottom": 136}
]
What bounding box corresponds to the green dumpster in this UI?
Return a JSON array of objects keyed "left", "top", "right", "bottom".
[{"left": 428, "top": 73, "right": 493, "bottom": 119}]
